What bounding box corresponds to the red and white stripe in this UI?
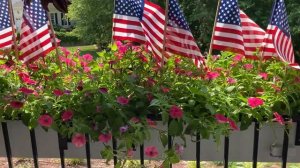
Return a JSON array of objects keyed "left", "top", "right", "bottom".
[
  {"left": 0, "top": 27, "right": 13, "bottom": 49},
  {"left": 113, "top": 14, "right": 147, "bottom": 44},
  {"left": 19, "top": 20, "right": 54, "bottom": 63},
  {"left": 240, "top": 10, "right": 275, "bottom": 58},
  {"left": 261, "top": 25, "right": 279, "bottom": 58},
  {"left": 140, "top": 1, "right": 166, "bottom": 62},
  {"left": 212, "top": 22, "right": 245, "bottom": 55},
  {"left": 166, "top": 26, "right": 203, "bottom": 59}
]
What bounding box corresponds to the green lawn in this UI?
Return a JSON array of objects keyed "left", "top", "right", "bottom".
[{"left": 65, "top": 45, "right": 99, "bottom": 57}]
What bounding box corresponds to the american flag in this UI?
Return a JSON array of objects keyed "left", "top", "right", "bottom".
[
  {"left": 113, "top": 0, "right": 147, "bottom": 44},
  {"left": 0, "top": 0, "right": 13, "bottom": 50},
  {"left": 19, "top": 0, "right": 55, "bottom": 63},
  {"left": 263, "top": 0, "right": 296, "bottom": 66},
  {"left": 240, "top": 10, "right": 274, "bottom": 58},
  {"left": 212, "top": 0, "right": 244, "bottom": 55},
  {"left": 166, "top": 0, "right": 204, "bottom": 65}
]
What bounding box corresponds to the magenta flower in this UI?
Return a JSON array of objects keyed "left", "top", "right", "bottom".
[
  {"left": 161, "top": 86, "right": 170, "bottom": 93},
  {"left": 116, "top": 41, "right": 127, "bottom": 54},
  {"left": 72, "top": 133, "right": 86, "bottom": 148},
  {"left": 169, "top": 105, "right": 183, "bottom": 119},
  {"left": 38, "top": 114, "right": 53, "bottom": 127},
  {"left": 99, "top": 87, "right": 108, "bottom": 94},
  {"left": 84, "top": 67, "right": 91, "bottom": 73},
  {"left": 53, "top": 89, "right": 65, "bottom": 96},
  {"left": 248, "top": 97, "right": 264, "bottom": 108},
  {"left": 146, "top": 118, "right": 157, "bottom": 127},
  {"left": 10, "top": 101, "right": 24, "bottom": 109},
  {"left": 82, "top": 54, "right": 93, "bottom": 62},
  {"left": 98, "top": 133, "right": 112, "bottom": 143},
  {"left": 127, "top": 148, "right": 134, "bottom": 158},
  {"left": 227, "top": 78, "right": 237, "bottom": 84},
  {"left": 205, "top": 71, "right": 220, "bottom": 80},
  {"left": 120, "top": 125, "right": 129, "bottom": 133},
  {"left": 145, "top": 146, "right": 159, "bottom": 158},
  {"left": 130, "top": 117, "right": 140, "bottom": 123},
  {"left": 61, "top": 110, "right": 73, "bottom": 122},
  {"left": 60, "top": 47, "right": 71, "bottom": 56},
  {"left": 228, "top": 119, "right": 239, "bottom": 131},
  {"left": 244, "top": 64, "right": 253, "bottom": 70},
  {"left": 259, "top": 72, "right": 268, "bottom": 80},
  {"left": 117, "top": 96, "right": 129, "bottom": 105},
  {"left": 19, "top": 87, "right": 34, "bottom": 95},
  {"left": 274, "top": 112, "right": 285, "bottom": 125},
  {"left": 215, "top": 114, "right": 228, "bottom": 123},
  {"left": 233, "top": 54, "right": 244, "bottom": 62},
  {"left": 175, "top": 144, "right": 184, "bottom": 155}
]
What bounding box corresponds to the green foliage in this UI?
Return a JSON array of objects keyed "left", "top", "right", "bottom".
[
  {"left": 68, "top": 0, "right": 113, "bottom": 49},
  {"left": 56, "top": 31, "right": 81, "bottom": 45}
]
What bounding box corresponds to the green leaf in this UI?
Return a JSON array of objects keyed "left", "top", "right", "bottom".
[
  {"left": 168, "top": 120, "right": 183, "bottom": 136},
  {"left": 0, "top": 59, "right": 5, "bottom": 65},
  {"left": 149, "top": 99, "right": 161, "bottom": 107},
  {"left": 160, "top": 132, "right": 168, "bottom": 148},
  {"left": 226, "top": 86, "right": 236, "bottom": 92}
]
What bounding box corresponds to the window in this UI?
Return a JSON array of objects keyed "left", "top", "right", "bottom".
[{"left": 61, "top": 13, "right": 69, "bottom": 26}]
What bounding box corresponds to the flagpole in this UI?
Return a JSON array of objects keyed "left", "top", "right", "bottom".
[
  {"left": 8, "top": 0, "right": 19, "bottom": 60},
  {"left": 111, "top": 0, "right": 116, "bottom": 44},
  {"left": 161, "top": 0, "right": 170, "bottom": 68},
  {"left": 260, "top": 0, "right": 277, "bottom": 59},
  {"left": 47, "top": 12, "right": 62, "bottom": 71},
  {"left": 208, "top": 0, "right": 221, "bottom": 57}
]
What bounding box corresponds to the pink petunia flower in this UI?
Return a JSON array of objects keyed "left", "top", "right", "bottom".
[
  {"left": 117, "top": 96, "right": 129, "bottom": 105},
  {"left": 175, "top": 144, "right": 184, "bottom": 155},
  {"left": 169, "top": 105, "right": 183, "bottom": 119},
  {"left": 82, "top": 54, "right": 93, "bottom": 62},
  {"left": 228, "top": 119, "right": 240, "bottom": 131},
  {"left": 99, "top": 87, "right": 108, "bottom": 94},
  {"left": 205, "top": 71, "right": 220, "bottom": 80},
  {"left": 19, "top": 87, "right": 34, "bottom": 95},
  {"left": 244, "top": 64, "right": 253, "bottom": 70},
  {"left": 145, "top": 146, "right": 159, "bottom": 158},
  {"left": 259, "top": 72, "right": 268, "bottom": 80},
  {"left": 10, "top": 101, "right": 24, "bottom": 109},
  {"left": 116, "top": 41, "right": 127, "bottom": 54},
  {"left": 84, "top": 67, "right": 91, "bottom": 73},
  {"left": 215, "top": 114, "right": 228, "bottom": 123},
  {"left": 120, "top": 125, "right": 129, "bottom": 133},
  {"left": 248, "top": 97, "right": 264, "bottom": 108},
  {"left": 274, "top": 112, "right": 285, "bottom": 125},
  {"left": 146, "top": 118, "right": 157, "bottom": 127},
  {"left": 161, "top": 86, "right": 170, "bottom": 93},
  {"left": 38, "top": 114, "right": 53, "bottom": 127},
  {"left": 233, "top": 54, "right": 244, "bottom": 62},
  {"left": 53, "top": 89, "right": 65, "bottom": 96},
  {"left": 227, "top": 78, "right": 237, "bottom": 84},
  {"left": 72, "top": 133, "right": 86, "bottom": 148},
  {"left": 60, "top": 47, "right": 71, "bottom": 57},
  {"left": 98, "top": 133, "right": 112, "bottom": 143},
  {"left": 61, "top": 110, "right": 73, "bottom": 122},
  {"left": 147, "top": 77, "right": 156, "bottom": 87}
]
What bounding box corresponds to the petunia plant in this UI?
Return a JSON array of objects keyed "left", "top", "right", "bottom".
[{"left": 0, "top": 42, "right": 300, "bottom": 167}]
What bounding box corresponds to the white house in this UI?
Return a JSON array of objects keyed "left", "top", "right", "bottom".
[{"left": 12, "top": 0, "right": 73, "bottom": 31}]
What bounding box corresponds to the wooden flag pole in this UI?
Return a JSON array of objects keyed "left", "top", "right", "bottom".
[
  {"left": 47, "top": 12, "right": 62, "bottom": 71},
  {"left": 161, "top": 0, "right": 170, "bottom": 68},
  {"left": 111, "top": 0, "right": 116, "bottom": 44},
  {"left": 208, "top": 0, "right": 221, "bottom": 57},
  {"left": 8, "top": 0, "right": 19, "bottom": 60}
]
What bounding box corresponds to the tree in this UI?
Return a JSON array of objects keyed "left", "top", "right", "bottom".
[{"left": 68, "top": 0, "right": 114, "bottom": 49}]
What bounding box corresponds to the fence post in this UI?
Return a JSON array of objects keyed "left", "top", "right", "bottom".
[
  {"left": 252, "top": 122, "right": 260, "bottom": 168},
  {"left": 224, "top": 136, "right": 229, "bottom": 168},
  {"left": 196, "top": 132, "right": 201, "bottom": 168},
  {"left": 281, "top": 125, "right": 289, "bottom": 168},
  {"left": 29, "top": 129, "right": 39, "bottom": 168},
  {"left": 1, "top": 122, "right": 13, "bottom": 168}
]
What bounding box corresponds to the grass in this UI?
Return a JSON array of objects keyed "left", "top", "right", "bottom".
[{"left": 65, "top": 45, "right": 99, "bottom": 57}]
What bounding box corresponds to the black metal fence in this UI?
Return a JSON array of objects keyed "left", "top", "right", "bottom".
[{"left": 1, "top": 120, "right": 300, "bottom": 168}]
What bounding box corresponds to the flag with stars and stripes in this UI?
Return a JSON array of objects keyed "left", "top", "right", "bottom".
[
  {"left": 166, "top": 0, "right": 205, "bottom": 66},
  {"left": 240, "top": 10, "right": 276, "bottom": 58},
  {"left": 263, "top": 0, "right": 298, "bottom": 68},
  {"left": 212, "top": 0, "right": 244, "bottom": 55},
  {"left": 113, "top": 0, "right": 166, "bottom": 62},
  {"left": 0, "top": 0, "right": 13, "bottom": 50},
  {"left": 113, "top": 0, "right": 147, "bottom": 44},
  {"left": 19, "top": 0, "right": 55, "bottom": 63}
]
